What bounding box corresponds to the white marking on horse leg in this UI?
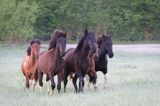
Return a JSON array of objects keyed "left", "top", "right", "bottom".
[
  {"left": 32, "top": 80, "right": 36, "bottom": 91},
  {"left": 85, "top": 75, "right": 91, "bottom": 90},
  {"left": 47, "top": 81, "right": 51, "bottom": 94},
  {"left": 93, "top": 83, "right": 97, "bottom": 90},
  {"left": 104, "top": 73, "right": 108, "bottom": 89},
  {"left": 39, "top": 86, "right": 43, "bottom": 93}
]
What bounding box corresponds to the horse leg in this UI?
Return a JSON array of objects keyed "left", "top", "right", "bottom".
[
  {"left": 38, "top": 71, "right": 43, "bottom": 92},
  {"left": 25, "top": 76, "right": 29, "bottom": 89},
  {"left": 32, "top": 67, "right": 39, "bottom": 91},
  {"left": 86, "top": 75, "right": 91, "bottom": 90},
  {"left": 48, "top": 73, "right": 55, "bottom": 95},
  {"left": 104, "top": 73, "right": 108, "bottom": 89},
  {"left": 64, "top": 69, "right": 70, "bottom": 92},
  {"left": 72, "top": 74, "right": 78, "bottom": 92},
  {"left": 57, "top": 72, "right": 62, "bottom": 93},
  {"left": 76, "top": 70, "right": 84, "bottom": 93},
  {"left": 89, "top": 74, "right": 97, "bottom": 90},
  {"left": 32, "top": 80, "right": 37, "bottom": 92},
  {"left": 46, "top": 74, "right": 51, "bottom": 94}
]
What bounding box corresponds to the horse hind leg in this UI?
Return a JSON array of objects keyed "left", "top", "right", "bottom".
[{"left": 57, "top": 72, "right": 63, "bottom": 93}]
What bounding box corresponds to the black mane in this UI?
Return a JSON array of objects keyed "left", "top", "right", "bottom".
[{"left": 74, "top": 37, "right": 84, "bottom": 53}]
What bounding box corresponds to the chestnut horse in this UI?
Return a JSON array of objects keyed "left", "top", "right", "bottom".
[
  {"left": 90, "top": 35, "right": 114, "bottom": 88},
  {"left": 21, "top": 39, "right": 41, "bottom": 90},
  {"left": 37, "top": 33, "right": 66, "bottom": 95},
  {"left": 64, "top": 29, "right": 96, "bottom": 92}
]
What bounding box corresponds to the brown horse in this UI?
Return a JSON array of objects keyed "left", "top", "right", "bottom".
[
  {"left": 37, "top": 33, "right": 66, "bottom": 95},
  {"left": 64, "top": 29, "right": 96, "bottom": 93},
  {"left": 86, "top": 44, "right": 99, "bottom": 89},
  {"left": 21, "top": 39, "right": 41, "bottom": 90}
]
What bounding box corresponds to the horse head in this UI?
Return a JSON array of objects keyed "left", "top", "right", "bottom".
[
  {"left": 30, "top": 39, "right": 41, "bottom": 60},
  {"left": 83, "top": 29, "right": 96, "bottom": 54},
  {"left": 56, "top": 32, "right": 67, "bottom": 57},
  {"left": 98, "top": 35, "right": 114, "bottom": 58}
]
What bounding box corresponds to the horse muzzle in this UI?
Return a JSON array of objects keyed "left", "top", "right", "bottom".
[{"left": 109, "top": 53, "right": 114, "bottom": 58}]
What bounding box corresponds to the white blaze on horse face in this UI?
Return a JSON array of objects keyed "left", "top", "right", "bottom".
[{"left": 104, "top": 73, "right": 108, "bottom": 88}]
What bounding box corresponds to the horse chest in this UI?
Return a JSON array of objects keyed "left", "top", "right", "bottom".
[{"left": 79, "top": 60, "right": 89, "bottom": 71}]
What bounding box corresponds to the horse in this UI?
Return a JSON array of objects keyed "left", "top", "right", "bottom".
[
  {"left": 21, "top": 39, "right": 41, "bottom": 91},
  {"left": 37, "top": 32, "right": 66, "bottom": 95},
  {"left": 64, "top": 29, "right": 96, "bottom": 93},
  {"left": 89, "top": 35, "right": 114, "bottom": 89}
]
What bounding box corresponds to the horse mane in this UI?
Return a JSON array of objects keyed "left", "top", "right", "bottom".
[
  {"left": 74, "top": 37, "right": 84, "bottom": 53},
  {"left": 30, "top": 39, "right": 41, "bottom": 45},
  {"left": 48, "top": 30, "right": 67, "bottom": 50}
]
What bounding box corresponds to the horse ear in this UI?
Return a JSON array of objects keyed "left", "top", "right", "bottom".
[
  {"left": 84, "top": 29, "right": 88, "bottom": 38},
  {"left": 64, "top": 31, "right": 67, "bottom": 36},
  {"left": 55, "top": 31, "right": 60, "bottom": 35},
  {"left": 30, "top": 40, "right": 34, "bottom": 45}
]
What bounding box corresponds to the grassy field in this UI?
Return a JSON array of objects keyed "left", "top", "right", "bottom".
[{"left": 0, "top": 44, "right": 160, "bottom": 106}]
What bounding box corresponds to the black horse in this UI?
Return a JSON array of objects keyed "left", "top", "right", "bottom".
[
  {"left": 89, "top": 35, "right": 114, "bottom": 88},
  {"left": 64, "top": 29, "right": 96, "bottom": 92}
]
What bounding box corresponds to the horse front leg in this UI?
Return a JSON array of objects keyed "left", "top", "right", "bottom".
[
  {"left": 25, "top": 76, "right": 29, "bottom": 90},
  {"left": 38, "top": 71, "right": 43, "bottom": 92},
  {"left": 64, "top": 68, "right": 70, "bottom": 92},
  {"left": 104, "top": 73, "right": 108, "bottom": 89},
  {"left": 72, "top": 74, "right": 78, "bottom": 93},
  {"left": 57, "top": 72, "right": 63, "bottom": 93},
  {"left": 76, "top": 70, "right": 84, "bottom": 93},
  {"left": 48, "top": 73, "right": 55, "bottom": 95}
]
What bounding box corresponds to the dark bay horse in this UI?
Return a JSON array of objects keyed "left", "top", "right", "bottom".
[
  {"left": 37, "top": 34, "right": 66, "bottom": 95},
  {"left": 21, "top": 39, "right": 41, "bottom": 90},
  {"left": 64, "top": 29, "right": 96, "bottom": 92},
  {"left": 91, "top": 35, "right": 114, "bottom": 88}
]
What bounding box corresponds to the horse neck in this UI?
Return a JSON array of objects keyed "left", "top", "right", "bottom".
[
  {"left": 98, "top": 52, "right": 107, "bottom": 62},
  {"left": 79, "top": 43, "right": 90, "bottom": 60}
]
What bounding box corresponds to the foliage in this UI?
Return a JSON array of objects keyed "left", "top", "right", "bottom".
[{"left": 0, "top": 0, "right": 160, "bottom": 42}]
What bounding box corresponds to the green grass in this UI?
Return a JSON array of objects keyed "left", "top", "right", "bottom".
[{"left": 0, "top": 45, "right": 160, "bottom": 106}]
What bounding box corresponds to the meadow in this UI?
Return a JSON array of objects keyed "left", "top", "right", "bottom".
[{"left": 0, "top": 44, "right": 160, "bottom": 106}]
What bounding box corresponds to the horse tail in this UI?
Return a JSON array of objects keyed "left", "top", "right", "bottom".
[{"left": 34, "top": 67, "right": 38, "bottom": 82}]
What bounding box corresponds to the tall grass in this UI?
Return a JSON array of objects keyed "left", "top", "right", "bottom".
[{"left": 0, "top": 45, "right": 160, "bottom": 106}]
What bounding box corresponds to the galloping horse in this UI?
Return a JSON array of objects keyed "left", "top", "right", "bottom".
[
  {"left": 93, "top": 35, "right": 114, "bottom": 88},
  {"left": 21, "top": 39, "right": 41, "bottom": 90},
  {"left": 64, "top": 29, "right": 96, "bottom": 92},
  {"left": 37, "top": 32, "right": 66, "bottom": 95}
]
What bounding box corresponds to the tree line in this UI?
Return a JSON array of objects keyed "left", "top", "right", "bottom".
[{"left": 0, "top": 0, "right": 160, "bottom": 43}]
